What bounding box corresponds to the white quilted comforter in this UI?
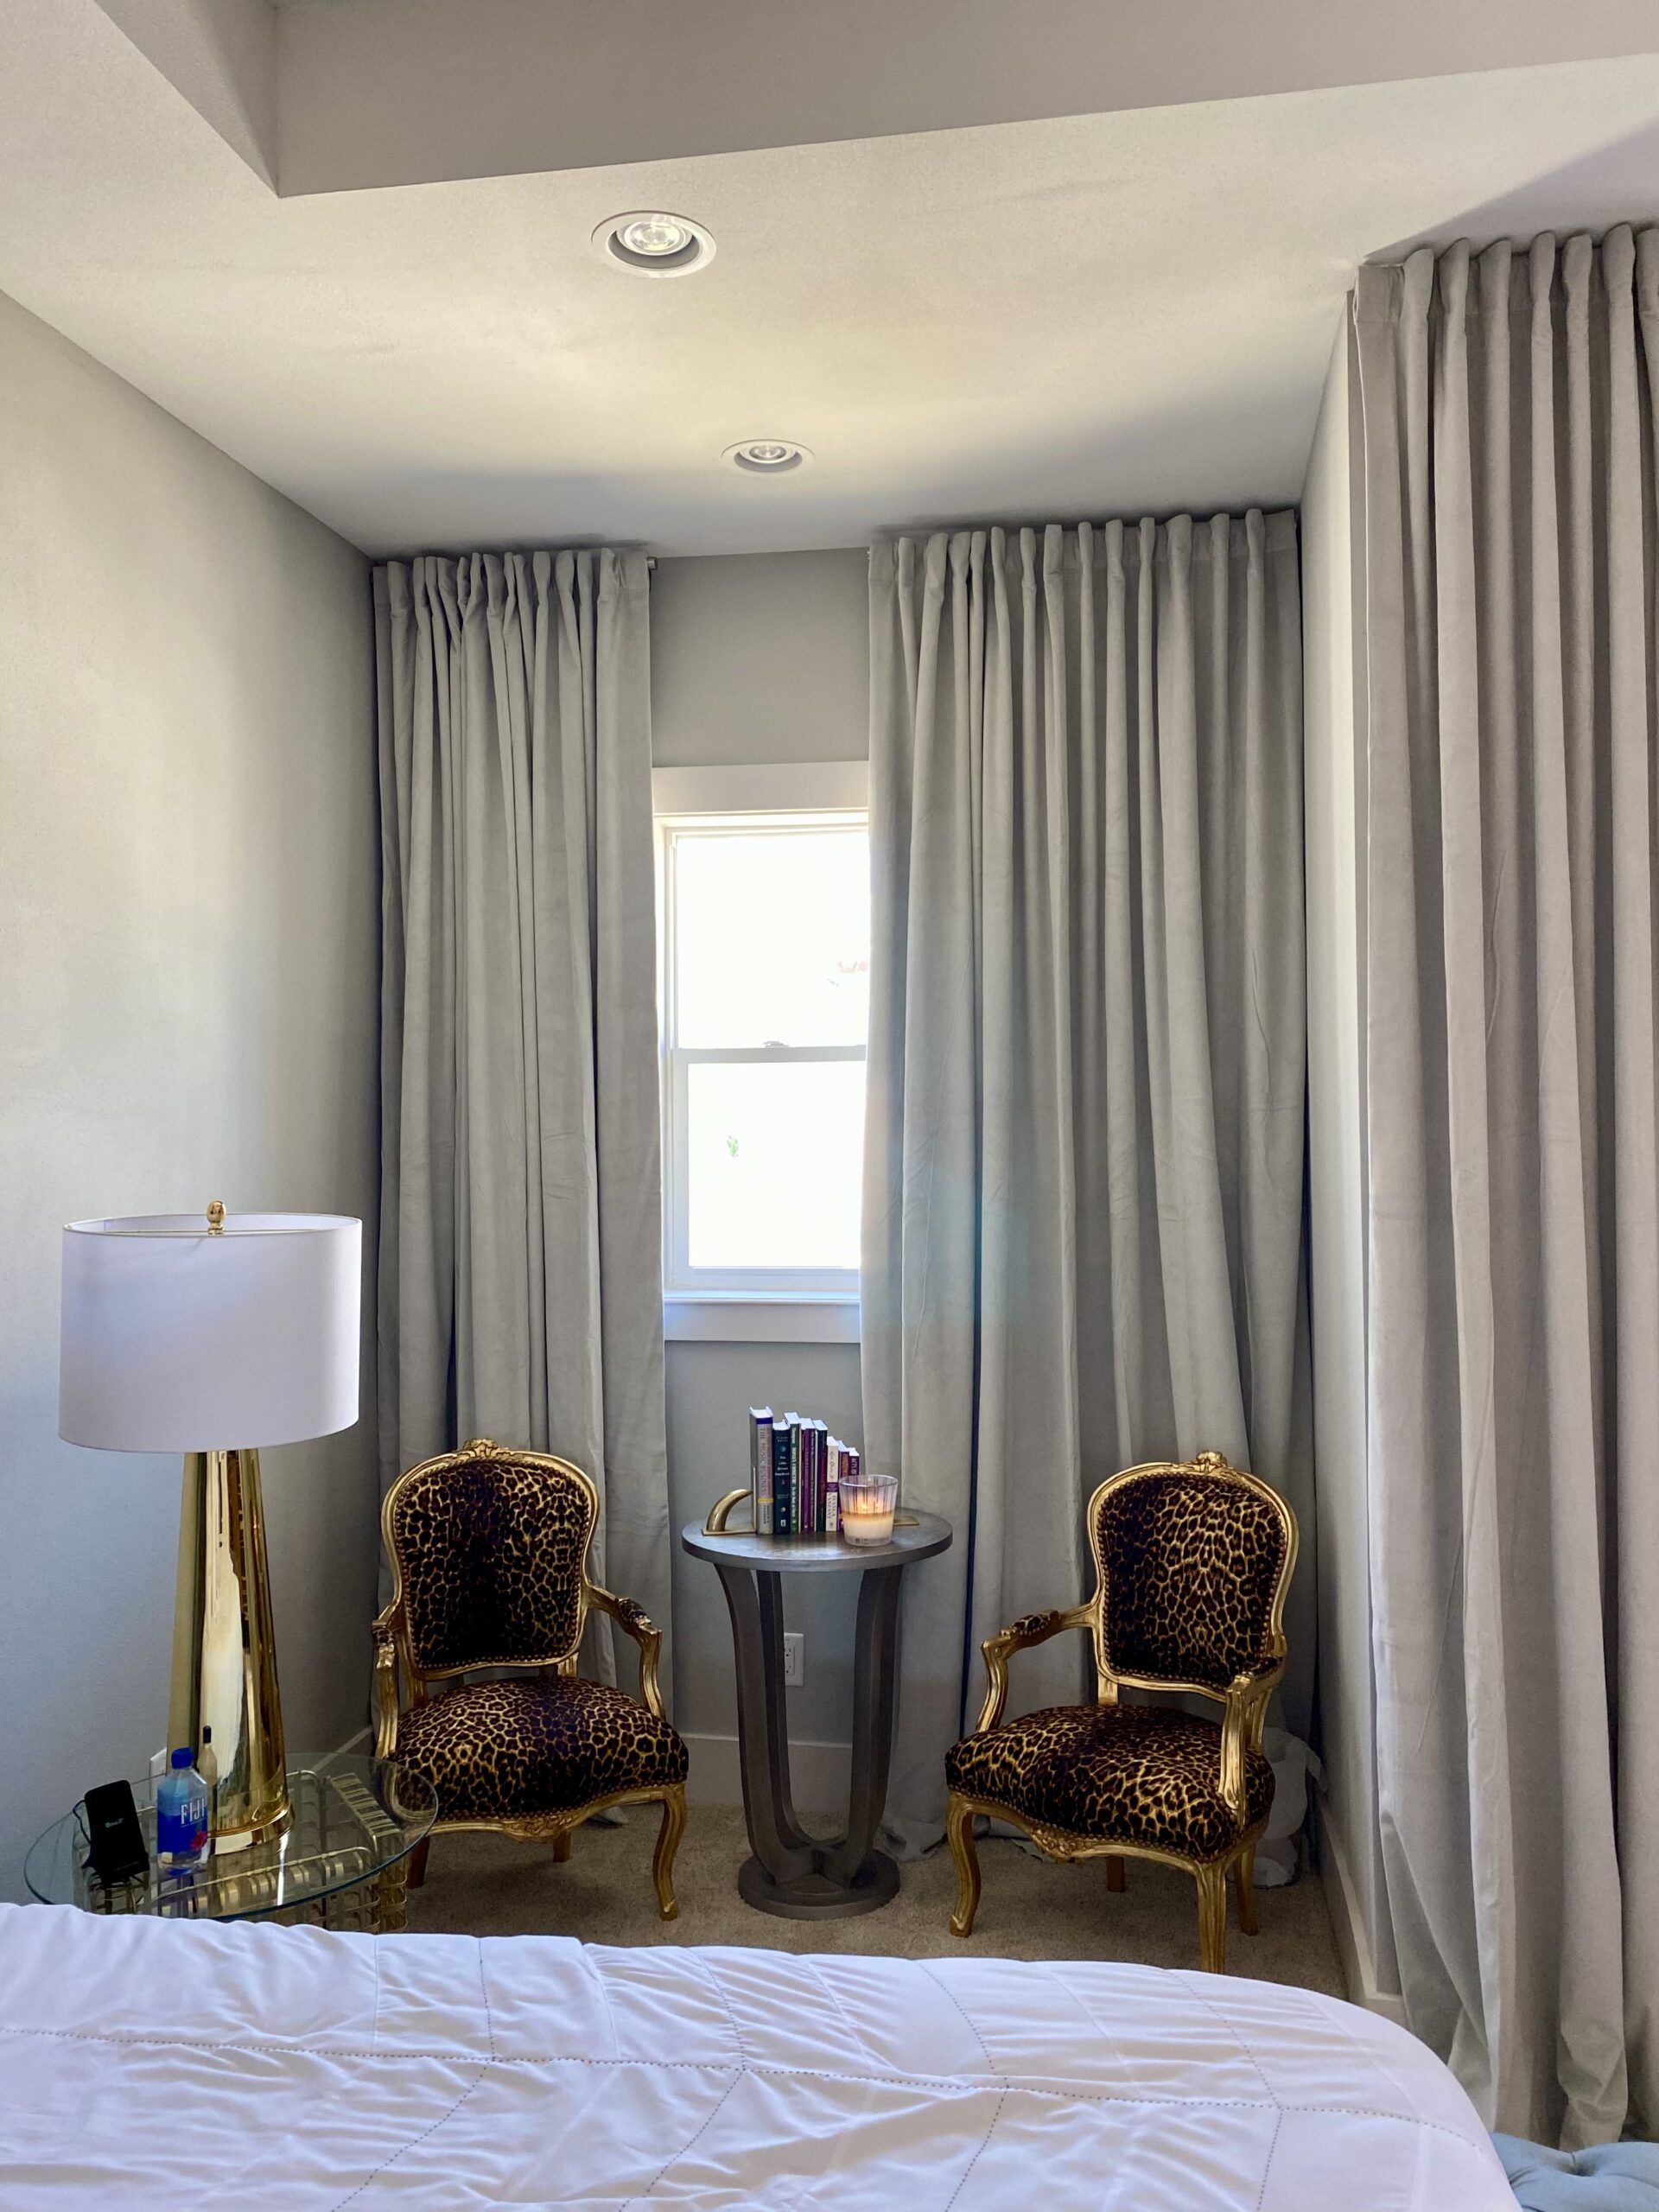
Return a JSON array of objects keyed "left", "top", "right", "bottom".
[{"left": 0, "top": 1903, "right": 1511, "bottom": 2209}]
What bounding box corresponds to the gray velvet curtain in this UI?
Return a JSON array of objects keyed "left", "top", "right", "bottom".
[
  {"left": 863, "top": 516, "right": 1313, "bottom": 1847},
  {"left": 1357, "top": 229, "right": 1659, "bottom": 2146},
  {"left": 374, "top": 548, "right": 670, "bottom": 1681}
]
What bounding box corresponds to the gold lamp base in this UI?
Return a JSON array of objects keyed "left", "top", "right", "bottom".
[{"left": 168, "top": 1447, "right": 290, "bottom": 1847}]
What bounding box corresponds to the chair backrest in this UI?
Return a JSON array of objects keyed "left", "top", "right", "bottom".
[
  {"left": 1087, "top": 1451, "right": 1294, "bottom": 1696},
  {"left": 383, "top": 1440, "right": 599, "bottom": 1678}
]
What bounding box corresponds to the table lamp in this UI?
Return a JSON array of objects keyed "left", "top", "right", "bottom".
[{"left": 60, "top": 1204, "right": 361, "bottom": 1847}]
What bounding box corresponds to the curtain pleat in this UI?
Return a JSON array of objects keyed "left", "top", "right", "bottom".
[
  {"left": 864, "top": 515, "right": 1313, "bottom": 1847},
  {"left": 374, "top": 548, "right": 670, "bottom": 1685},
  {"left": 1357, "top": 226, "right": 1659, "bottom": 2144}
]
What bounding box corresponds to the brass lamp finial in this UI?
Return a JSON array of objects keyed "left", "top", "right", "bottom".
[{"left": 207, "top": 1200, "right": 226, "bottom": 1235}]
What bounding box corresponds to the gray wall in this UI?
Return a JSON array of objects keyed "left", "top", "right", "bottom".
[
  {"left": 1300, "top": 319, "right": 1397, "bottom": 1999},
  {"left": 651, "top": 549, "right": 869, "bottom": 1796},
  {"left": 651, "top": 550, "right": 869, "bottom": 769},
  {"left": 0, "top": 289, "right": 379, "bottom": 1897},
  {"left": 664, "top": 1344, "right": 865, "bottom": 1759}
]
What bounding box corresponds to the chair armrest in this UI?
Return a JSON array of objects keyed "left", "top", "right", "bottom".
[
  {"left": 586, "top": 1583, "right": 666, "bottom": 1719},
  {"left": 974, "top": 1602, "right": 1095, "bottom": 1735},
  {"left": 1218, "top": 1662, "right": 1283, "bottom": 1817},
  {"left": 371, "top": 1609, "right": 402, "bottom": 1760}
]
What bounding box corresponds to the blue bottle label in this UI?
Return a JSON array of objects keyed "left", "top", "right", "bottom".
[{"left": 157, "top": 1778, "right": 208, "bottom": 1858}]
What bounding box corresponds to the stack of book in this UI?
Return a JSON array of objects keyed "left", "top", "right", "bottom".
[{"left": 747, "top": 1408, "right": 861, "bottom": 1538}]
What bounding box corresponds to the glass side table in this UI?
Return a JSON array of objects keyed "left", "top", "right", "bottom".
[{"left": 24, "top": 1754, "right": 436, "bottom": 1933}]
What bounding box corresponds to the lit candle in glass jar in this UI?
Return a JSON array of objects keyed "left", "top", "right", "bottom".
[{"left": 840, "top": 1471, "right": 898, "bottom": 1546}]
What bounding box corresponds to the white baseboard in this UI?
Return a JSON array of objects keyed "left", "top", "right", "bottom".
[
  {"left": 683, "top": 1731, "right": 850, "bottom": 1815},
  {"left": 1318, "top": 1791, "right": 1408, "bottom": 2028}
]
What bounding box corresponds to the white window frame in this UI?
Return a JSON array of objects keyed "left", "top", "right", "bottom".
[{"left": 653, "top": 761, "right": 868, "bottom": 1344}]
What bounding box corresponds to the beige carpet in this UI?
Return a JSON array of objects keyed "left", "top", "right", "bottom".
[{"left": 404, "top": 1803, "right": 1346, "bottom": 1992}]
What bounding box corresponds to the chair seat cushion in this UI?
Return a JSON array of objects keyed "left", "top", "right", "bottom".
[
  {"left": 945, "top": 1702, "right": 1273, "bottom": 1863},
  {"left": 396, "top": 1676, "right": 687, "bottom": 1823}
]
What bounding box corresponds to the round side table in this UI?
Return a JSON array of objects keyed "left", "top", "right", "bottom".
[{"left": 681, "top": 1512, "right": 951, "bottom": 1919}]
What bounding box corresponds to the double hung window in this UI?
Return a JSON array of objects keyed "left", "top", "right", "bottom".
[{"left": 658, "top": 774, "right": 868, "bottom": 1313}]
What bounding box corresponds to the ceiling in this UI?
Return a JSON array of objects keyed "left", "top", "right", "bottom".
[{"left": 2, "top": 0, "right": 1658, "bottom": 558}]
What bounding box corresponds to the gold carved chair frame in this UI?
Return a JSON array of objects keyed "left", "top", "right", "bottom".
[
  {"left": 945, "top": 1449, "right": 1298, "bottom": 1973},
  {"left": 372, "top": 1438, "right": 686, "bottom": 1919}
]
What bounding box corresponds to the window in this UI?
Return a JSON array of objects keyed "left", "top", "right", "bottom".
[{"left": 657, "top": 766, "right": 868, "bottom": 1322}]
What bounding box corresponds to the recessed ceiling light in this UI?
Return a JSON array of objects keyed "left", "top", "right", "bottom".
[
  {"left": 621, "top": 214, "right": 690, "bottom": 258},
  {"left": 593, "top": 211, "right": 715, "bottom": 277},
  {"left": 726, "top": 440, "right": 812, "bottom": 475}
]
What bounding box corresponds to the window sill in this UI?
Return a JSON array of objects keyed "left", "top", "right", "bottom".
[{"left": 663, "top": 1295, "right": 861, "bottom": 1345}]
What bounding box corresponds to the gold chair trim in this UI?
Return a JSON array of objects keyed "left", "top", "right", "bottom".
[
  {"left": 377, "top": 1439, "right": 604, "bottom": 1686},
  {"left": 372, "top": 1439, "right": 684, "bottom": 1920},
  {"left": 945, "top": 1789, "right": 1269, "bottom": 1875},
  {"left": 949, "top": 1448, "right": 1298, "bottom": 1971}
]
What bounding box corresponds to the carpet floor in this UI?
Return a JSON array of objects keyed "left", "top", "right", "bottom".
[{"left": 404, "top": 1803, "right": 1346, "bottom": 1992}]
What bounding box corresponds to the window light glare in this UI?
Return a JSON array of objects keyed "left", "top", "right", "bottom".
[{"left": 660, "top": 815, "right": 868, "bottom": 1294}]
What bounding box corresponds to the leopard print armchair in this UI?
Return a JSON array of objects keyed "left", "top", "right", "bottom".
[
  {"left": 372, "top": 1440, "right": 688, "bottom": 1918},
  {"left": 944, "top": 1450, "right": 1297, "bottom": 1973}
]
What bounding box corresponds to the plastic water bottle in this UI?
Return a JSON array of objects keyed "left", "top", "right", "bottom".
[
  {"left": 156, "top": 1748, "right": 210, "bottom": 1870},
  {"left": 197, "top": 1726, "right": 219, "bottom": 1842}
]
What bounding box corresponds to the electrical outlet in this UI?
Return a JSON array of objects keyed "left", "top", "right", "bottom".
[{"left": 783, "top": 1632, "right": 805, "bottom": 1688}]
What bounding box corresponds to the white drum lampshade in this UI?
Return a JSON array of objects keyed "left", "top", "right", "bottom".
[
  {"left": 59, "top": 1207, "right": 362, "bottom": 1845},
  {"left": 60, "top": 1211, "right": 360, "bottom": 1452}
]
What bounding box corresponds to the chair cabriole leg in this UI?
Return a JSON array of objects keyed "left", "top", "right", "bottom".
[
  {"left": 653, "top": 1786, "right": 687, "bottom": 1920},
  {"left": 1233, "top": 1847, "right": 1257, "bottom": 1935},
  {"left": 408, "top": 1838, "right": 431, "bottom": 1890},
  {"left": 1196, "top": 1862, "right": 1227, "bottom": 1973},
  {"left": 946, "top": 1795, "right": 981, "bottom": 1937},
  {"left": 1105, "top": 1854, "right": 1125, "bottom": 1892},
  {"left": 551, "top": 1829, "right": 572, "bottom": 1863}
]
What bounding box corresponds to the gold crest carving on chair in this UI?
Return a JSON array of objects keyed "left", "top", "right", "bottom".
[
  {"left": 944, "top": 1450, "right": 1296, "bottom": 1973},
  {"left": 372, "top": 1440, "right": 688, "bottom": 1917}
]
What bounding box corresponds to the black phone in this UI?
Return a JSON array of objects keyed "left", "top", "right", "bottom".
[{"left": 82, "top": 1779, "right": 149, "bottom": 1885}]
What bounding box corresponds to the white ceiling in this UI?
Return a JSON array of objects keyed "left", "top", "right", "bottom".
[{"left": 2, "top": 0, "right": 1658, "bottom": 557}]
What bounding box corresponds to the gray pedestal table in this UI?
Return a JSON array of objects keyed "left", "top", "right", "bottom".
[{"left": 680, "top": 1512, "right": 952, "bottom": 1918}]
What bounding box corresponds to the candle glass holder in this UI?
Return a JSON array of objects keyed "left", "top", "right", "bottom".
[{"left": 840, "top": 1471, "right": 899, "bottom": 1547}]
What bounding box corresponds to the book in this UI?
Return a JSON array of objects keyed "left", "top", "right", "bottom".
[
  {"left": 749, "top": 1406, "right": 773, "bottom": 1535},
  {"left": 825, "top": 1438, "right": 842, "bottom": 1535},
  {"left": 772, "top": 1419, "right": 792, "bottom": 1537},
  {"left": 811, "top": 1419, "right": 829, "bottom": 1532}
]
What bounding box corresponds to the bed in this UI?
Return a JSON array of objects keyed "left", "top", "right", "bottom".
[{"left": 0, "top": 1903, "right": 1512, "bottom": 2208}]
